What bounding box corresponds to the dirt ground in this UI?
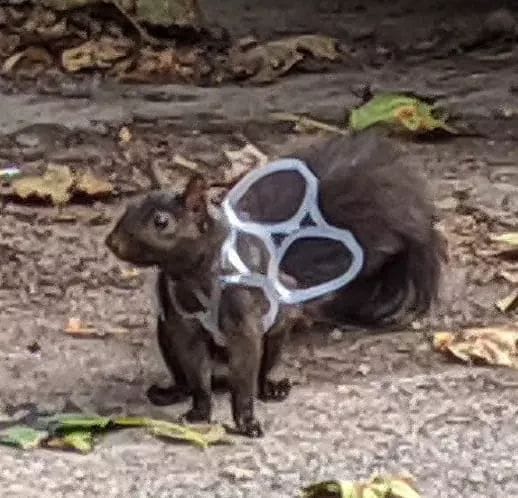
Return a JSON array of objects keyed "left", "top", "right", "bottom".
[{"left": 1, "top": 1, "right": 518, "bottom": 497}]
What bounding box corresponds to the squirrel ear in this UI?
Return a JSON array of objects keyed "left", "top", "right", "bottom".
[{"left": 183, "top": 174, "right": 207, "bottom": 212}]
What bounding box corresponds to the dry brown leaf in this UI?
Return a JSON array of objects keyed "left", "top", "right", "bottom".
[
  {"left": 118, "top": 47, "right": 201, "bottom": 83},
  {"left": 12, "top": 164, "right": 73, "bottom": 205},
  {"left": 62, "top": 37, "right": 132, "bottom": 72},
  {"left": 223, "top": 143, "right": 268, "bottom": 184},
  {"left": 496, "top": 289, "right": 518, "bottom": 313},
  {"left": 228, "top": 34, "right": 340, "bottom": 83},
  {"left": 11, "top": 164, "right": 113, "bottom": 205},
  {"left": 75, "top": 170, "right": 114, "bottom": 197},
  {"left": 118, "top": 126, "right": 132, "bottom": 144},
  {"left": 2, "top": 47, "right": 53, "bottom": 76},
  {"left": 433, "top": 326, "right": 518, "bottom": 368}
]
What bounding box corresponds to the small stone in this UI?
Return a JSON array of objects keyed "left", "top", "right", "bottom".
[
  {"left": 220, "top": 466, "right": 255, "bottom": 481},
  {"left": 330, "top": 328, "right": 344, "bottom": 341},
  {"left": 356, "top": 363, "right": 371, "bottom": 376}
]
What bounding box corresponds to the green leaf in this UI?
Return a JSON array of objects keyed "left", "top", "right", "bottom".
[
  {"left": 363, "top": 489, "right": 382, "bottom": 498},
  {"left": 46, "top": 430, "right": 94, "bottom": 454},
  {"left": 0, "top": 425, "right": 48, "bottom": 450},
  {"left": 389, "top": 479, "right": 421, "bottom": 498},
  {"left": 112, "top": 416, "right": 153, "bottom": 428},
  {"left": 37, "top": 412, "right": 112, "bottom": 434},
  {"left": 147, "top": 420, "right": 231, "bottom": 449},
  {"left": 349, "top": 93, "right": 456, "bottom": 134}
]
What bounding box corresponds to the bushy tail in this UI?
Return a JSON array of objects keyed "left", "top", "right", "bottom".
[{"left": 289, "top": 131, "right": 447, "bottom": 328}]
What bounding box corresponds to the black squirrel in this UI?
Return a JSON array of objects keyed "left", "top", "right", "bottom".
[{"left": 105, "top": 131, "right": 446, "bottom": 437}]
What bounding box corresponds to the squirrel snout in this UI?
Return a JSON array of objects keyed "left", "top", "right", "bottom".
[{"left": 105, "top": 231, "right": 126, "bottom": 257}]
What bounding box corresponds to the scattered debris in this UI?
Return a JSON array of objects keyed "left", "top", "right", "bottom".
[
  {"left": 0, "top": 412, "right": 232, "bottom": 454},
  {"left": 302, "top": 475, "right": 421, "bottom": 498},
  {"left": 433, "top": 326, "right": 518, "bottom": 369},
  {"left": 0, "top": 4, "right": 342, "bottom": 85},
  {"left": 349, "top": 94, "right": 457, "bottom": 134}
]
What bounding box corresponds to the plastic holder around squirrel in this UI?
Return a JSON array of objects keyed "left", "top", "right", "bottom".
[{"left": 220, "top": 158, "right": 365, "bottom": 332}]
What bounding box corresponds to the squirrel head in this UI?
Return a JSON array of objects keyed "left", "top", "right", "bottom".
[{"left": 105, "top": 175, "right": 212, "bottom": 270}]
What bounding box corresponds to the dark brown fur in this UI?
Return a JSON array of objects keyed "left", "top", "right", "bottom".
[
  {"left": 105, "top": 131, "right": 445, "bottom": 437},
  {"left": 105, "top": 180, "right": 292, "bottom": 437}
]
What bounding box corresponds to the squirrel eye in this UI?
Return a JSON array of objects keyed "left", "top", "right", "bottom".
[{"left": 153, "top": 211, "right": 170, "bottom": 230}]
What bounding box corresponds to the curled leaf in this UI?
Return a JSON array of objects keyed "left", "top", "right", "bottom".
[
  {"left": 2, "top": 47, "right": 53, "bottom": 76},
  {"left": 229, "top": 34, "right": 340, "bottom": 83},
  {"left": 349, "top": 94, "right": 456, "bottom": 134},
  {"left": 46, "top": 430, "right": 94, "bottom": 454},
  {"left": 62, "top": 38, "right": 132, "bottom": 72},
  {"left": 434, "top": 327, "right": 518, "bottom": 368},
  {"left": 147, "top": 420, "right": 231, "bottom": 449}
]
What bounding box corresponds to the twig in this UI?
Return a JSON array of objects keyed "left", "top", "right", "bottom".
[{"left": 270, "top": 112, "right": 349, "bottom": 136}]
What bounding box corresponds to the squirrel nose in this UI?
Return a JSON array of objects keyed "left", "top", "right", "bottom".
[
  {"left": 105, "top": 232, "right": 114, "bottom": 249},
  {"left": 105, "top": 231, "right": 119, "bottom": 253}
]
